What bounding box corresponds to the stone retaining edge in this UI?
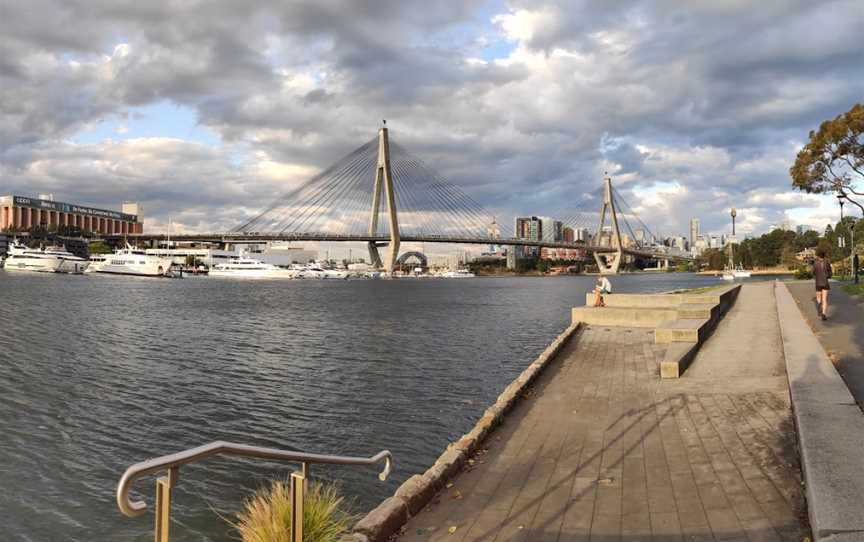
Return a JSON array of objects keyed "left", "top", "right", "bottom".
[
  {"left": 344, "top": 321, "right": 583, "bottom": 542},
  {"left": 774, "top": 281, "right": 864, "bottom": 540},
  {"left": 660, "top": 284, "right": 741, "bottom": 378}
]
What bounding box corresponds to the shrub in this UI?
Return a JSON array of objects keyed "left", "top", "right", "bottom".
[
  {"left": 233, "top": 479, "right": 357, "bottom": 542},
  {"left": 794, "top": 266, "right": 813, "bottom": 280}
]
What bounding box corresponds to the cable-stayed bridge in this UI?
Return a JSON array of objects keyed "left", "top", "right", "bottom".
[{"left": 115, "top": 126, "right": 691, "bottom": 274}]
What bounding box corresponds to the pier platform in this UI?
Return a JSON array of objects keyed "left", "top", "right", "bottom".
[{"left": 393, "top": 283, "right": 808, "bottom": 542}]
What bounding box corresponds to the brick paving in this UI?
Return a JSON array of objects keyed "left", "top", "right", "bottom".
[{"left": 398, "top": 283, "right": 808, "bottom": 542}]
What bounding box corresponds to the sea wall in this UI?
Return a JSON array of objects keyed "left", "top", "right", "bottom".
[{"left": 343, "top": 321, "right": 582, "bottom": 542}]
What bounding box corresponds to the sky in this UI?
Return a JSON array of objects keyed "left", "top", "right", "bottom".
[{"left": 1, "top": 0, "right": 863, "bottom": 242}]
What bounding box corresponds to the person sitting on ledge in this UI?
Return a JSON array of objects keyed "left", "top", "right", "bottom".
[{"left": 593, "top": 274, "right": 612, "bottom": 307}]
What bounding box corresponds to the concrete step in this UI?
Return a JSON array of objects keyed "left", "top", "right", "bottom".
[
  {"left": 654, "top": 319, "right": 708, "bottom": 343},
  {"left": 572, "top": 306, "right": 681, "bottom": 328},
  {"left": 583, "top": 292, "right": 730, "bottom": 309},
  {"left": 676, "top": 303, "right": 716, "bottom": 319}
]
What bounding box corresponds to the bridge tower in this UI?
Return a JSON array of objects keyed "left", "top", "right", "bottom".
[
  {"left": 368, "top": 125, "right": 401, "bottom": 272},
  {"left": 593, "top": 173, "right": 624, "bottom": 274}
]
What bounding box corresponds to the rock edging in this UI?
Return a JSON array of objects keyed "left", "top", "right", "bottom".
[{"left": 344, "top": 321, "right": 582, "bottom": 542}]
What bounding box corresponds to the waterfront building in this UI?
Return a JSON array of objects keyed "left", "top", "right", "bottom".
[
  {"left": 575, "top": 228, "right": 591, "bottom": 242},
  {"left": 0, "top": 194, "right": 143, "bottom": 235},
  {"left": 689, "top": 218, "right": 700, "bottom": 247},
  {"left": 515, "top": 216, "right": 542, "bottom": 259},
  {"left": 540, "top": 247, "right": 587, "bottom": 260}
]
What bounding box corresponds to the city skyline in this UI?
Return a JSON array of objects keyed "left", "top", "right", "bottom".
[{"left": 1, "top": 1, "right": 861, "bottom": 239}]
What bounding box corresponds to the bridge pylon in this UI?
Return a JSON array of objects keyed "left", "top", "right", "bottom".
[
  {"left": 367, "top": 126, "right": 400, "bottom": 273},
  {"left": 593, "top": 173, "right": 624, "bottom": 275}
]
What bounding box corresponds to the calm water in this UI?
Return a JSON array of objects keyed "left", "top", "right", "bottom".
[{"left": 0, "top": 271, "right": 775, "bottom": 541}]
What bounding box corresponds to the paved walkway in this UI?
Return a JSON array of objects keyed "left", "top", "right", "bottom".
[
  {"left": 786, "top": 281, "right": 864, "bottom": 410},
  {"left": 398, "top": 283, "right": 808, "bottom": 542}
]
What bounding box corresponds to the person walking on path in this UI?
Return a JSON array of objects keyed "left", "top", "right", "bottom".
[
  {"left": 593, "top": 274, "right": 612, "bottom": 307},
  {"left": 814, "top": 248, "right": 833, "bottom": 320}
]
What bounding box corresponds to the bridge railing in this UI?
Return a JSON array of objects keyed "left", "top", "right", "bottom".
[{"left": 117, "top": 440, "right": 392, "bottom": 542}]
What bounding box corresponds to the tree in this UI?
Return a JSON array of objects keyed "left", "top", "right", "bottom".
[{"left": 791, "top": 103, "right": 864, "bottom": 215}]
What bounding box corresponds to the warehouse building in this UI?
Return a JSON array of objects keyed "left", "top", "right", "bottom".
[{"left": 0, "top": 194, "right": 143, "bottom": 235}]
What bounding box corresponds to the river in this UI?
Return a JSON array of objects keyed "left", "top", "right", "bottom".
[{"left": 0, "top": 271, "right": 774, "bottom": 541}]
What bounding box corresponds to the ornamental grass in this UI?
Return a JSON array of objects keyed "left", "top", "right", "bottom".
[{"left": 232, "top": 479, "right": 357, "bottom": 542}]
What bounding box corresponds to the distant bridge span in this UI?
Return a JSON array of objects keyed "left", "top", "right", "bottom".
[{"left": 106, "top": 232, "right": 692, "bottom": 262}]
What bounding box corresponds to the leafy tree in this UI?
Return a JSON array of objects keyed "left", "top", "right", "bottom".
[{"left": 791, "top": 102, "right": 863, "bottom": 215}]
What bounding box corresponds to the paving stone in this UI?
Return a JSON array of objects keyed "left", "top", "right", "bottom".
[{"left": 393, "top": 288, "right": 809, "bottom": 542}]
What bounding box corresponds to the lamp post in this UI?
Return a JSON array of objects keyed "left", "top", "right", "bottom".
[{"left": 838, "top": 193, "right": 858, "bottom": 283}]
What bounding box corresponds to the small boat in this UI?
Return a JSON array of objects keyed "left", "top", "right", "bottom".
[
  {"left": 89, "top": 244, "right": 173, "bottom": 277},
  {"left": 208, "top": 257, "right": 296, "bottom": 279},
  {"left": 3, "top": 242, "right": 88, "bottom": 273},
  {"left": 442, "top": 268, "right": 476, "bottom": 278}
]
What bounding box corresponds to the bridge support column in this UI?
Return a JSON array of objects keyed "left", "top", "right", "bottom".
[
  {"left": 368, "top": 126, "right": 400, "bottom": 273},
  {"left": 592, "top": 173, "right": 624, "bottom": 275}
]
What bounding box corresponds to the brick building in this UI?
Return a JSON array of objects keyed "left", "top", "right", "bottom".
[{"left": 0, "top": 195, "right": 142, "bottom": 235}]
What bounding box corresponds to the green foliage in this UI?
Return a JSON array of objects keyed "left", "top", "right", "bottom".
[
  {"left": 843, "top": 283, "right": 864, "bottom": 297},
  {"left": 89, "top": 241, "right": 113, "bottom": 254},
  {"left": 790, "top": 102, "right": 864, "bottom": 215},
  {"left": 697, "top": 248, "right": 728, "bottom": 270},
  {"left": 232, "top": 480, "right": 356, "bottom": 542},
  {"left": 794, "top": 266, "right": 814, "bottom": 280}
]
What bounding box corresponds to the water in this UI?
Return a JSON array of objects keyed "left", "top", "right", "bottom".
[{"left": 0, "top": 271, "right": 778, "bottom": 540}]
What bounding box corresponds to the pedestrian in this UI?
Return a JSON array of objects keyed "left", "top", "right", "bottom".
[
  {"left": 593, "top": 274, "right": 612, "bottom": 307},
  {"left": 813, "top": 248, "right": 832, "bottom": 320}
]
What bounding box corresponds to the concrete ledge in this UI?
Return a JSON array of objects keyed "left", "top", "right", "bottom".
[
  {"left": 660, "top": 342, "right": 700, "bottom": 378},
  {"left": 572, "top": 306, "right": 680, "bottom": 327},
  {"left": 658, "top": 284, "right": 741, "bottom": 378},
  {"left": 775, "top": 282, "right": 864, "bottom": 540},
  {"left": 350, "top": 321, "right": 582, "bottom": 542}
]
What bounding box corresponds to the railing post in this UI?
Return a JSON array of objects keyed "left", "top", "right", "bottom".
[
  {"left": 290, "top": 470, "right": 305, "bottom": 542},
  {"left": 154, "top": 467, "right": 178, "bottom": 542}
]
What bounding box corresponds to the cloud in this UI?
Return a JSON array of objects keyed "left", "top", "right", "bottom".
[{"left": 1, "top": 0, "right": 862, "bottom": 239}]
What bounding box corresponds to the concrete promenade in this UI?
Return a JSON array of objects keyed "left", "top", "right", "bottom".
[
  {"left": 785, "top": 281, "right": 864, "bottom": 410},
  {"left": 398, "top": 283, "right": 808, "bottom": 542}
]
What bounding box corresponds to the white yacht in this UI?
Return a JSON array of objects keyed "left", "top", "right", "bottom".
[
  {"left": 442, "top": 268, "right": 476, "bottom": 278},
  {"left": 3, "top": 242, "right": 89, "bottom": 273},
  {"left": 295, "top": 264, "right": 349, "bottom": 279},
  {"left": 208, "top": 257, "right": 296, "bottom": 279},
  {"left": 88, "top": 244, "right": 173, "bottom": 277}
]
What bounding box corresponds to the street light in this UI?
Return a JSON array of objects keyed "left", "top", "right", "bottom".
[{"left": 839, "top": 193, "right": 859, "bottom": 284}]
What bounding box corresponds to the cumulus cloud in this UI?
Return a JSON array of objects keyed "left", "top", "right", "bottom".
[{"left": 1, "top": 0, "right": 862, "bottom": 238}]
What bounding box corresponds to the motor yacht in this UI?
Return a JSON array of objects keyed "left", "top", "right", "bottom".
[
  {"left": 442, "top": 268, "right": 476, "bottom": 278},
  {"left": 3, "top": 242, "right": 89, "bottom": 273},
  {"left": 88, "top": 244, "right": 173, "bottom": 277},
  {"left": 293, "top": 263, "right": 349, "bottom": 279},
  {"left": 208, "top": 257, "right": 296, "bottom": 279}
]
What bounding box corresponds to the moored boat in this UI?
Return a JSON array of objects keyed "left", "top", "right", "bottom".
[
  {"left": 2, "top": 242, "right": 88, "bottom": 273},
  {"left": 89, "top": 244, "right": 172, "bottom": 277},
  {"left": 208, "top": 257, "right": 295, "bottom": 279}
]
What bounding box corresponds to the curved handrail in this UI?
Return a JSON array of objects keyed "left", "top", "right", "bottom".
[{"left": 117, "top": 441, "right": 393, "bottom": 517}]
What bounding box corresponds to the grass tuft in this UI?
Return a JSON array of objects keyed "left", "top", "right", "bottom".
[{"left": 232, "top": 479, "right": 357, "bottom": 542}]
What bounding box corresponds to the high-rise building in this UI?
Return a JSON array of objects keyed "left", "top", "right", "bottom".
[
  {"left": 689, "top": 218, "right": 700, "bottom": 247},
  {"left": 796, "top": 224, "right": 812, "bottom": 235},
  {"left": 515, "top": 216, "right": 542, "bottom": 258},
  {"left": 515, "top": 216, "right": 542, "bottom": 241},
  {"left": 538, "top": 216, "right": 563, "bottom": 242},
  {"left": 575, "top": 228, "right": 591, "bottom": 242},
  {"left": 562, "top": 226, "right": 575, "bottom": 243}
]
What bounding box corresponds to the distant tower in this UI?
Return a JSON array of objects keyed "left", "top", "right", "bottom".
[
  {"left": 487, "top": 217, "right": 500, "bottom": 253},
  {"left": 689, "top": 218, "right": 700, "bottom": 247},
  {"left": 730, "top": 208, "right": 737, "bottom": 236}
]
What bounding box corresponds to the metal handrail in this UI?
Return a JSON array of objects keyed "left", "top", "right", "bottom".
[{"left": 117, "top": 440, "right": 393, "bottom": 517}]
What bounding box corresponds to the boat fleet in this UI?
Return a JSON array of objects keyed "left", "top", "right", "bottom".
[{"left": 0, "top": 241, "right": 475, "bottom": 280}]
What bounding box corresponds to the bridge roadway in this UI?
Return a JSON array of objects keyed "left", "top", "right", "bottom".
[{"left": 106, "top": 232, "right": 691, "bottom": 261}]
